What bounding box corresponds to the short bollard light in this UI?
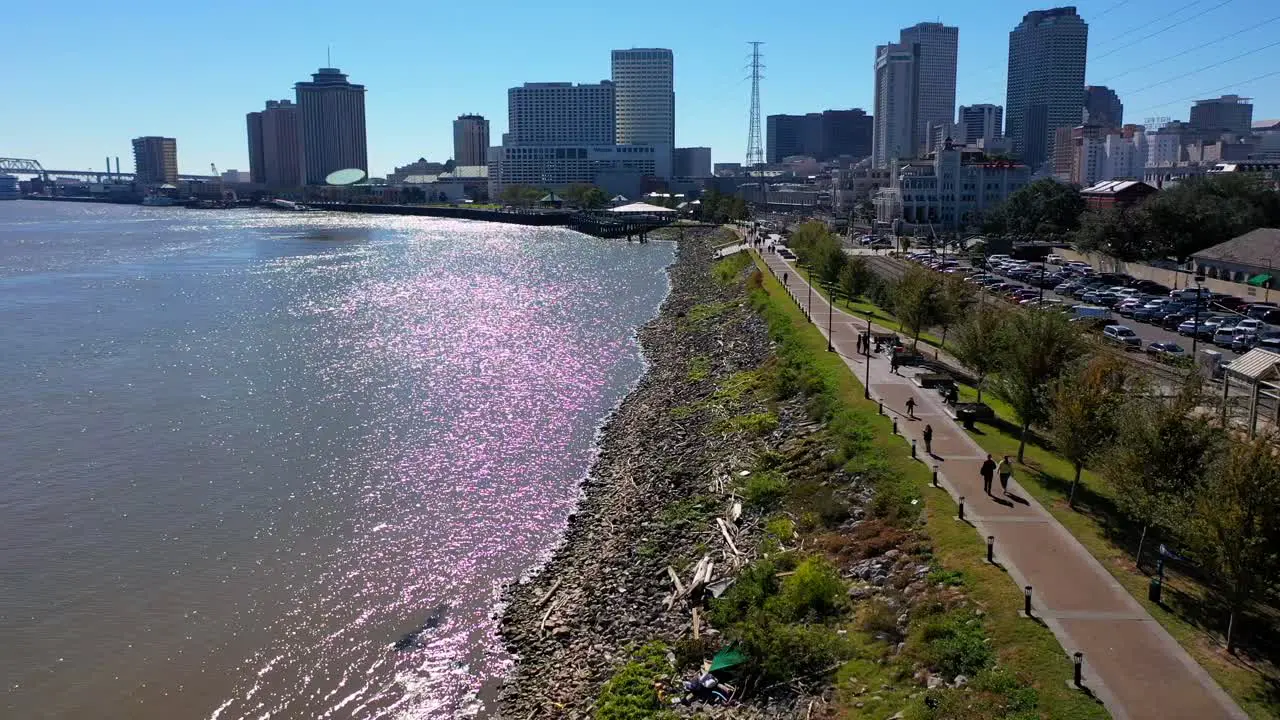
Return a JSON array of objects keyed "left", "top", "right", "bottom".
[
  {"left": 878, "top": 401, "right": 884, "bottom": 415},
  {"left": 958, "top": 496, "right": 966, "bottom": 520},
  {"left": 1073, "top": 652, "right": 1084, "bottom": 687},
  {"left": 932, "top": 465, "right": 939, "bottom": 487},
  {"left": 893, "top": 417, "right": 898, "bottom": 434},
  {"left": 987, "top": 535, "right": 995, "bottom": 563},
  {"left": 1024, "top": 586, "right": 1033, "bottom": 616},
  {"left": 911, "top": 439, "right": 917, "bottom": 458}
]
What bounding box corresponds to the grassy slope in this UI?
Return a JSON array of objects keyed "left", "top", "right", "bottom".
[{"left": 752, "top": 253, "right": 1107, "bottom": 720}]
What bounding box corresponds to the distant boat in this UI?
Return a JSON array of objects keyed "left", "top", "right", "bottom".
[
  {"left": 267, "top": 199, "right": 310, "bottom": 211},
  {"left": 0, "top": 175, "right": 20, "bottom": 200},
  {"left": 141, "top": 195, "right": 176, "bottom": 207}
]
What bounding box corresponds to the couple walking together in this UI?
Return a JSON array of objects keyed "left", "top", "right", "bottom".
[{"left": 980, "top": 454, "right": 1013, "bottom": 496}]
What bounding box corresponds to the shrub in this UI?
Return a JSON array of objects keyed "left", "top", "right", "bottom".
[
  {"left": 765, "top": 517, "right": 795, "bottom": 541},
  {"left": 742, "top": 470, "right": 788, "bottom": 510},
  {"left": 687, "top": 355, "right": 711, "bottom": 382},
  {"left": 595, "top": 642, "right": 675, "bottom": 720},
  {"left": 671, "top": 636, "right": 718, "bottom": 671},
  {"left": 707, "top": 558, "right": 782, "bottom": 627},
  {"left": 916, "top": 613, "right": 994, "bottom": 678},
  {"left": 856, "top": 598, "right": 900, "bottom": 637},
  {"left": 927, "top": 568, "right": 965, "bottom": 587},
  {"left": 719, "top": 412, "right": 779, "bottom": 436},
  {"left": 731, "top": 613, "right": 854, "bottom": 685},
  {"left": 768, "top": 557, "right": 847, "bottom": 622},
  {"left": 713, "top": 252, "right": 752, "bottom": 286}
]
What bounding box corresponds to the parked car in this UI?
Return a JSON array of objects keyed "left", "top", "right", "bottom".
[
  {"left": 1178, "top": 318, "right": 1207, "bottom": 336},
  {"left": 1246, "top": 303, "right": 1279, "bottom": 320},
  {"left": 1162, "top": 311, "right": 1192, "bottom": 330},
  {"left": 1212, "top": 296, "right": 1248, "bottom": 312},
  {"left": 1146, "top": 341, "right": 1187, "bottom": 358},
  {"left": 1232, "top": 333, "right": 1258, "bottom": 352},
  {"left": 1213, "top": 324, "right": 1241, "bottom": 346},
  {"left": 1073, "top": 305, "right": 1111, "bottom": 320},
  {"left": 1103, "top": 324, "right": 1142, "bottom": 348}
]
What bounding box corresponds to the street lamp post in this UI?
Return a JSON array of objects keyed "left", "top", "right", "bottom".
[
  {"left": 864, "top": 311, "right": 873, "bottom": 399},
  {"left": 1039, "top": 262, "right": 1046, "bottom": 303},
  {"left": 806, "top": 274, "right": 813, "bottom": 322},
  {"left": 826, "top": 281, "right": 835, "bottom": 352},
  {"left": 1190, "top": 274, "right": 1205, "bottom": 359}
]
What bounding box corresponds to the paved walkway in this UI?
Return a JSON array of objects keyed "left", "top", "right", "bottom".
[{"left": 757, "top": 248, "right": 1246, "bottom": 720}]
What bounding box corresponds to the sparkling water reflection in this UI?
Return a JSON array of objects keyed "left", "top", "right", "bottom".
[{"left": 0, "top": 202, "right": 674, "bottom": 719}]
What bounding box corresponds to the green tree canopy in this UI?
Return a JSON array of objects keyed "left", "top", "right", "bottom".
[
  {"left": 991, "top": 309, "right": 1087, "bottom": 461},
  {"left": 1102, "top": 377, "right": 1224, "bottom": 566},
  {"left": 951, "top": 302, "right": 1006, "bottom": 403},
  {"left": 562, "top": 183, "right": 608, "bottom": 209},
  {"left": 1047, "top": 354, "right": 1132, "bottom": 506},
  {"left": 501, "top": 184, "right": 545, "bottom": 208},
  {"left": 1187, "top": 432, "right": 1280, "bottom": 653},
  {"left": 984, "top": 178, "right": 1085, "bottom": 238},
  {"left": 892, "top": 266, "right": 945, "bottom": 350}
]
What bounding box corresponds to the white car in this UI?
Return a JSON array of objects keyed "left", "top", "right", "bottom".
[{"left": 1103, "top": 324, "right": 1142, "bottom": 348}]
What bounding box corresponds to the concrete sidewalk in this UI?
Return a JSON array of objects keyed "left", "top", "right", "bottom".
[{"left": 757, "top": 249, "right": 1246, "bottom": 720}]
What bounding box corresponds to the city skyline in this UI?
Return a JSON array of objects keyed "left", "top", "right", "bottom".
[{"left": 8, "top": 0, "right": 1280, "bottom": 175}]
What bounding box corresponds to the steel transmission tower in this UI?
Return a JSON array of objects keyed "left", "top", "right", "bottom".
[{"left": 745, "top": 41, "right": 765, "bottom": 168}]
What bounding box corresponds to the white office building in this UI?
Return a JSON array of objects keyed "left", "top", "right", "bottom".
[
  {"left": 1148, "top": 132, "right": 1183, "bottom": 166},
  {"left": 874, "top": 143, "right": 1030, "bottom": 230},
  {"left": 899, "top": 22, "right": 959, "bottom": 154},
  {"left": 611, "top": 48, "right": 674, "bottom": 148},
  {"left": 872, "top": 42, "right": 921, "bottom": 169},
  {"left": 506, "top": 82, "right": 616, "bottom": 146},
  {"left": 488, "top": 143, "right": 671, "bottom": 199}
]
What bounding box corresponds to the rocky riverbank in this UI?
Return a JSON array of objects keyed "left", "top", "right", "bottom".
[{"left": 494, "top": 229, "right": 817, "bottom": 716}]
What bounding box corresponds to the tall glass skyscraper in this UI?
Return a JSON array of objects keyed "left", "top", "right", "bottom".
[
  {"left": 898, "top": 22, "right": 959, "bottom": 154},
  {"left": 1005, "top": 7, "right": 1089, "bottom": 170}
]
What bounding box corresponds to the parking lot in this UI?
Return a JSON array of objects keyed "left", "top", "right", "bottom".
[{"left": 903, "top": 251, "right": 1280, "bottom": 364}]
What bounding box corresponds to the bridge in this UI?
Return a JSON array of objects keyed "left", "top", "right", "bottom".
[{"left": 0, "top": 157, "right": 217, "bottom": 182}]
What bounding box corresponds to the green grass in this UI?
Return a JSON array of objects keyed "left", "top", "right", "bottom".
[
  {"left": 789, "top": 265, "right": 947, "bottom": 348},
  {"left": 687, "top": 355, "right": 711, "bottom": 382},
  {"left": 750, "top": 252, "right": 1108, "bottom": 720},
  {"left": 956, "top": 384, "right": 1280, "bottom": 719}
]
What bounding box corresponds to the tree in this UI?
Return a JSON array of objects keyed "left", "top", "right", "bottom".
[
  {"left": 1186, "top": 432, "right": 1280, "bottom": 653},
  {"left": 892, "top": 266, "right": 944, "bottom": 350},
  {"left": 936, "top": 274, "right": 976, "bottom": 349},
  {"left": 501, "top": 184, "right": 543, "bottom": 208},
  {"left": 563, "top": 183, "right": 607, "bottom": 209},
  {"left": 1102, "top": 378, "right": 1223, "bottom": 567},
  {"left": 1047, "top": 354, "right": 1131, "bottom": 506},
  {"left": 856, "top": 198, "right": 875, "bottom": 223},
  {"left": 984, "top": 178, "right": 1086, "bottom": 238},
  {"left": 1072, "top": 206, "right": 1154, "bottom": 260},
  {"left": 838, "top": 256, "right": 872, "bottom": 304},
  {"left": 991, "top": 309, "right": 1087, "bottom": 462},
  {"left": 951, "top": 303, "right": 1005, "bottom": 403}
]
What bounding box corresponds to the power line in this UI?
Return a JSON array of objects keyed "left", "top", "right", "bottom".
[
  {"left": 1089, "top": 0, "right": 1202, "bottom": 52},
  {"left": 1091, "top": 0, "right": 1135, "bottom": 20},
  {"left": 1091, "top": 0, "right": 1235, "bottom": 62},
  {"left": 1129, "top": 68, "right": 1280, "bottom": 115},
  {"left": 1120, "top": 38, "right": 1280, "bottom": 98},
  {"left": 1094, "top": 14, "right": 1280, "bottom": 84}
]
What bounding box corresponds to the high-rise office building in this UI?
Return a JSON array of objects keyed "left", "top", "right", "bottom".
[
  {"left": 611, "top": 48, "right": 674, "bottom": 148},
  {"left": 898, "top": 22, "right": 959, "bottom": 153},
  {"left": 958, "top": 104, "right": 1003, "bottom": 146},
  {"left": 507, "top": 82, "right": 615, "bottom": 146},
  {"left": 1005, "top": 7, "right": 1089, "bottom": 170},
  {"left": 673, "top": 147, "right": 712, "bottom": 177},
  {"left": 453, "top": 114, "right": 490, "bottom": 166},
  {"left": 821, "top": 109, "right": 874, "bottom": 160},
  {"left": 872, "top": 42, "right": 921, "bottom": 168},
  {"left": 1189, "top": 94, "right": 1253, "bottom": 136},
  {"left": 1083, "top": 85, "right": 1123, "bottom": 128},
  {"left": 247, "top": 100, "right": 302, "bottom": 189},
  {"left": 767, "top": 110, "right": 872, "bottom": 162},
  {"left": 246, "top": 112, "right": 266, "bottom": 184},
  {"left": 766, "top": 114, "right": 820, "bottom": 163},
  {"left": 131, "top": 136, "right": 178, "bottom": 184},
  {"left": 294, "top": 67, "right": 367, "bottom": 185}
]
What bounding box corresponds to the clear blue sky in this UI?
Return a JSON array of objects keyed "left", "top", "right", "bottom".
[{"left": 6, "top": 0, "right": 1279, "bottom": 175}]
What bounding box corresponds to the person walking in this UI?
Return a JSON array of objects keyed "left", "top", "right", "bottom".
[
  {"left": 905, "top": 397, "right": 916, "bottom": 419},
  {"left": 923, "top": 424, "right": 933, "bottom": 454},
  {"left": 980, "top": 454, "right": 997, "bottom": 496},
  {"left": 998, "top": 455, "right": 1013, "bottom": 495},
  {"left": 783, "top": 271, "right": 789, "bottom": 286},
  {"left": 890, "top": 353, "right": 901, "bottom": 375}
]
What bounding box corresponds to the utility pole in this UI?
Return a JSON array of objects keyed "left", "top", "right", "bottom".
[{"left": 745, "top": 42, "right": 765, "bottom": 169}]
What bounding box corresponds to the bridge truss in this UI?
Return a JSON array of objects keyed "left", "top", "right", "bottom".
[{"left": 0, "top": 158, "right": 48, "bottom": 179}]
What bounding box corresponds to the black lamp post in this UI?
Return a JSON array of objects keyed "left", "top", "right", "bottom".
[
  {"left": 1190, "top": 274, "right": 1205, "bottom": 359},
  {"left": 806, "top": 274, "right": 813, "bottom": 322},
  {"left": 864, "top": 311, "right": 873, "bottom": 399},
  {"left": 825, "top": 281, "right": 835, "bottom": 351}
]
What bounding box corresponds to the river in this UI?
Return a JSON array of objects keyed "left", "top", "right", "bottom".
[{"left": 0, "top": 201, "right": 674, "bottom": 719}]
